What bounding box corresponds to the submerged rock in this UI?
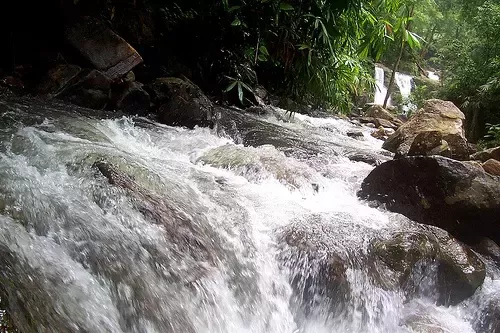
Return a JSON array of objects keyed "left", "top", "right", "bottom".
[
  {"left": 148, "top": 77, "right": 214, "bottom": 128},
  {"left": 383, "top": 99, "right": 470, "bottom": 160},
  {"left": 370, "top": 227, "right": 485, "bottom": 305},
  {"left": 473, "top": 294, "right": 500, "bottom": 333},
  {"left": 358, "top": 156, "right": 500, "bottom": 245},
  {"left": 277, "top": 218, "right": 350, "bottom": 315}
]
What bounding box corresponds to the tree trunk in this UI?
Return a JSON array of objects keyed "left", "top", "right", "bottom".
[
  {"left": 383, "top": 42, "right": 404, "bottom": 108},
  {"left": 383, "top": 5, "right": 414, "bottom": 109}
]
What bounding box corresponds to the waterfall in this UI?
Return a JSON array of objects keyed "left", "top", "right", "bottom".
[
  {"left": 395, "top": 72, "right": 413, "bottom": 100},
  {"left": 374, "top": 66, "right": 390, "bottom": 106},
  {"left": 427, "top": 71, "right": 440, "bottom": 81},
  {"left": 0, "top": 98, "right": 497, "bottom": 333}
]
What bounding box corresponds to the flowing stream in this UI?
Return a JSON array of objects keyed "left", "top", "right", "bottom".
[{"left": 0, "top": 98, "right": 498, "bottom": 333}]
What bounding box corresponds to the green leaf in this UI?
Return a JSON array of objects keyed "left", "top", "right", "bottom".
[
  {"left": 297, "top": 44, "right": 310, "bottom": 50},
  {"left": 259, "top": 45, "right": 270, "bottom": 56},
  {"left": 231, "top": 18, "right": 241, "bottom": 26},
  {"left": 224, "top": 81, "right": 237, "bottom": 92},
  {"left": 279, "top": 2, "right": 294, "bottom": 11},
  {"left": 258, "top": 54, "right": 267, "bottom": 62},
  {"left": 228, "top": 6, "right": 241, "bottom": 13}
]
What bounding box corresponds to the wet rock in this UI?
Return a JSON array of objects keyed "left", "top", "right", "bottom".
[
  {"left": 358, "top": 156, "right": 500, "bottom": 245},
  {"left": 474, "top": 238, "right": 500, "bottom": 264},
  {"left": 383, "top": 99, "right": 470, "bottom": 160},
  {"left": 111, "top": 81, "right": 150, "bottom": 115},
  {"left": 371, "top": 227, "right": 485, "bottom": 305},
  {"left": 0, "top": 76, "right": 24, "bottom": 91},
  {"left": 346, "top": 131, "right": 364, "bottom": 139},
  {"left": 36, "top": 64, "right": 82, "bottom": 95},
  {"left": 57, "top": 69, "right": 112, "bottom": 110},
  {"left": 245, "top": 106, "right": 268, "bottom": 115},
  {"left": 473, "top": 296, "right": 500, "bottom": 333},
  {"left": 483, "top": 159, "right": 500, "bottom": 176},
  {"left": 277, "top": 218, "right": 350, "bottom": 314},
  {"left": 65, "top": 17, "right": 143, "bottom": 79},
  {"left": 148, "top": 77, "right": 214, "bottom": 128},
  {"left": 472, "top": 146, "right": 500, "bottom": 162},
  {"left": 431, "top": 227, "right": 486, "bottom": 305}
]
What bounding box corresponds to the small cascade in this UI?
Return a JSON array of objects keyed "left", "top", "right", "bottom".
[
  {"left": 395, "top": 72, "right": 413, "bottom": 100},
  {"left": 427, "top": 71, "right": 440, "bottom": 81},
  {"left": 374, "top": 66, "right": 390, "bottom": 106}
]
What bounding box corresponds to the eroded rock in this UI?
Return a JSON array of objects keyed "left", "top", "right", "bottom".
[{"left": 111, "top": 81, "right": 150, "bottom": 115}]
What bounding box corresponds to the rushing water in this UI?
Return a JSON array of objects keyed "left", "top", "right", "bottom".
[
  {"left": 0, "top": 98, "right": 497, "bottom": 333},
  {"left": 374, "top": 67, "right": 390, "bottom": 106}
]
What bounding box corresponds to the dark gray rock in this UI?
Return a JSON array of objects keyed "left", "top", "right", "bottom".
[
  {"left": 358, "top": 156, "right": 500, "bottom": 245},
  {"left": 111, "top": 81, "right": 150, "bottom": 115},
  {"left": 370, "top": 227, "right": 486, "bottom": 305},
  {"left": 148, "top": 77, "right": 214, "bottom": 128}
]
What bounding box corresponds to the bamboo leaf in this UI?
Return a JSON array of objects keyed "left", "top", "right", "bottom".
[{"left": 279, "top": 2, "right": 294, "bottom": 11}]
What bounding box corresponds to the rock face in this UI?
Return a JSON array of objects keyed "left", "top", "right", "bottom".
[
  {"left": 65, "top": 17, "right": 143, "bottom": 79},
  {"left": 370, "top": 227, "right": 486, "bottom": 305},
  {"left": 383, "top": 99, "right": 470, "bottom": 160},
  {"left": 148, "top": 77, "right": 214, "bottom": 128},
  {"left": 472, "top": 146, "right": 500, "bottom": 162},
  {"left": 358, "top": 156, "right": 500, "bottom": 245}
]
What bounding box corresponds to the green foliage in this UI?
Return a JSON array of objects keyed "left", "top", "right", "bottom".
[{"left": 144, "top": 0, "right": 417, "bottom": 113}]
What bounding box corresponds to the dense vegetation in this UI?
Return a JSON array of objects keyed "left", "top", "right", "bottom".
[{"left": 0, "top": 0, "right": 499, "bottom": 143}]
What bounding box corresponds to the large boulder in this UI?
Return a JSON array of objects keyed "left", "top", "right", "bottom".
[
  {"left": 370, "top": 227, "right": 485, "bottom": 305},
  {"left": 383, "top": 99, "right": 470, "bottom": 160},
  {"left": 111, "top": 81, "right": 150, "bottom": 115},
  {"left": 65, "top": 17, "right": 143, "bottom": 79},
  {"left": 358, "top": 156, "right": 500, "bottom": 245},
  {"left": 147, "top": 77, "right": 214, "bottom": 128}
]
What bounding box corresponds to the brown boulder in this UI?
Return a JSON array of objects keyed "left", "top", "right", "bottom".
[
  {"left": 365, "top": 104, "right": 398, "bottom": 123},
  {"left": 383, "top": 99, "right": 470, "bottom": 160},
  {"left": 375, "top": 118, "right": 398, "bottom": 129},
  {"left": 483, "top": 159, "right": 500, "bottom": 176},
  {"left": 65, "top": 17, "right": 143, "bottom": 79},
  {"left": 472, "top": 146, "right": 500, "bottom": 162}
]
